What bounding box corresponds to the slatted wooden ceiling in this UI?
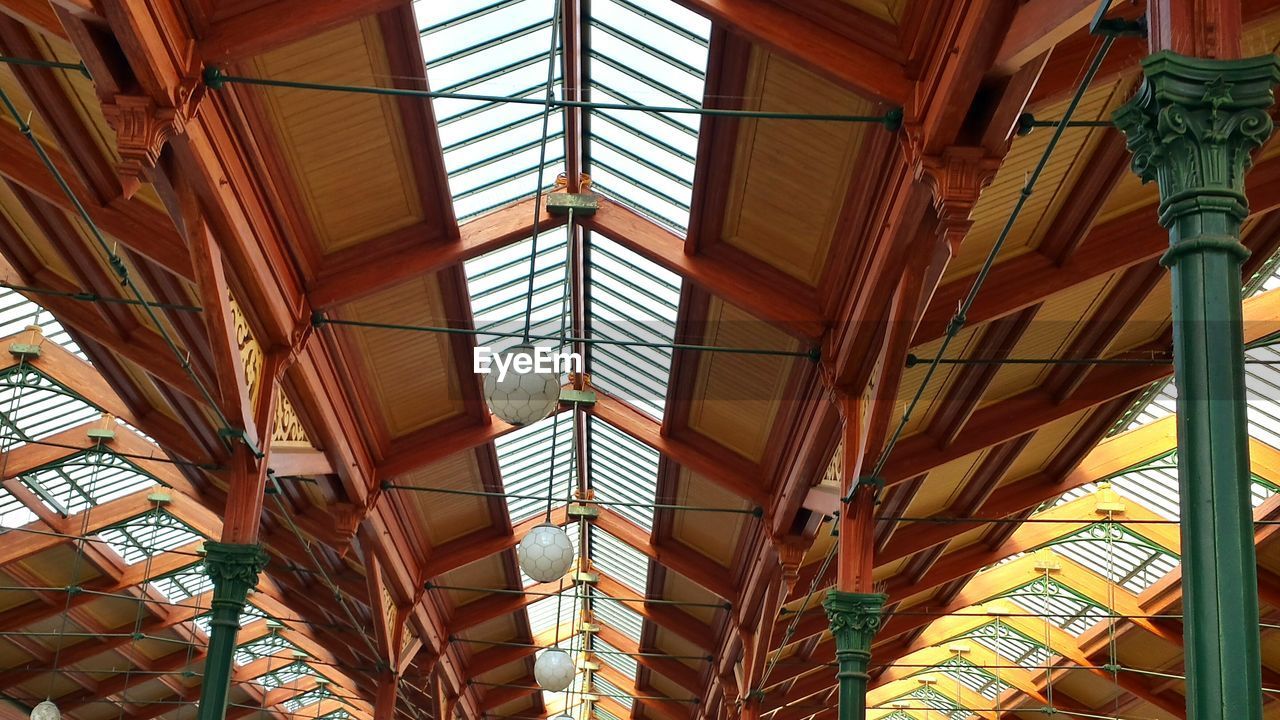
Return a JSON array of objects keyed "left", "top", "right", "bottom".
[{"left": 0, "top": 1, "right": 1278, "bottom": 720}]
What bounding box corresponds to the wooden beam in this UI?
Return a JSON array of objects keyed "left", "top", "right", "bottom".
[
  {"left": 667, "top": 0, "right": 911, "bottom": 104},
  {"left": 993, "top": 0, "right": 1114, "bottom": 74},
  {"left": 309, "top": 197, "right": 562, "bottom": 309},
  {"left": 198, "top": 0, "right": 404, "bottom": 62}
]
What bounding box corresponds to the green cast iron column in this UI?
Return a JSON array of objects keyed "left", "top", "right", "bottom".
[
  {"left": 1114, "top": 51, "right": 1280, "bottom": 719},
  {"left": 823, "top": 591, "right": 885, "bottom": 720},
  {"left": 197, "top": 542, "right": 269, "bottom": 720}
]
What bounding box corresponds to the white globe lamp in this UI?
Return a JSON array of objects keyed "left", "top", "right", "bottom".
[
  {"left": 518, "top": 523, "right": 575, "bottom": 582},
  {"left": 483, "top": 344, "right": 561, "bottom": 425},
  {"left": 535, "top": 648, "right": 575, "bottom": 692},
  {"left": 30, "top": 701, "right": 59, "bottom": 720}
]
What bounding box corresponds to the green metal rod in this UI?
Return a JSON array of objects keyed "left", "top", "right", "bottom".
[
  {"left": 205, "top": 67, "right": 900, "bottom": 127},
  {"left": 316, "top": 313, "right": 818, "bottom": 360},
  {"left": 0, "top": 55, "right": 89, "bottom": 77},
  {"left": 427, "top": 582, "right": 729, "bottom": 609},
  {"left": 450, "top": 637, "right": 711, "bottom": 661},
  {"left": 0, "top": 282, "right": 202, "bottom": 312},
  {"left": 383, "top": 482, "right": 761, "bottom": 516},
  {"left": 469, "top": 681, "right": 697, "bottom": 703}
]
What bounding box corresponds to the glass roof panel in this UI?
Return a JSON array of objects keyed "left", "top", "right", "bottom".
[
  {"left": 995, "top": 576, "right": 1107, "bottom": 636},
  {"left": 284, "top": 685, "right": 338, "bottom": 712},
  {"left": 495, "top": 414, "right": 575, "bottom": 525},
  {"left": 1048, "top": 524, "right": 1178, "bottom": 595},
  {"left": 904, "top": 686, "right": 971, "bottom": 719},
  {"left": 927, "top": 656, "right": 1010, "bottom": 701},
  {"left": 149, "top": 564, "right": 214, "bottom": 604},
  {"left": 0, "top": 288, "right": 82, "bottom": 358},
  {"left": 590, "top": 525, "right": 649, "bottom": 594},
  {"left": 99, "top": 511, "right": 204, "bottom": 565},
  {"left": 465, "top": 230, "right": 570, "bottom": 357},
  {"left": 591, "top": 674, "right": 632, "bottom": 708},
  {"left": 0, "top": 366, "right": 102, "bottom": 448},
  {"left": 235, "top": 633, "right": 303, "bottom": 666},
  {"left": 587, "top": 0, "right": 710, "bottom": 232},
  {"left": 589, "top": 416, "right": 658, "bottom": 529},
  {"left": 592, "top": 636, "right": 637, "bottom": 677},
  {"left": 586, "top": 236, "right": 681, "bottom": 419},
  {"left": 527, "top": 588, "right": 581, "bottom": 637},
  {"left": 418, "top": 0, "right": 564, "bottom": 220},
  {"left": 255, "top": 661, "right": 327, "bottom": 690},
  {"left": 0, "top": 487, "right": 35, "bottom": 528},
  {"left": 22, "top": 451, "right": 159, "bottom": 518},
  {"left": 957, "top": 621, "right": 1052, "bottom": 670},
  {"left": 595, "top": 707, "right": 622, "bottom": 720},
  {"left": 590, "top": 589, "right": 643, "bottom": 642}
]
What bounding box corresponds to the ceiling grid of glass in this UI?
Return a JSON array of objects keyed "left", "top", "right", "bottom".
[
  {"left": 586, "top": 0, "right": 709, "bottom": 233},
  {"left": 98, "top": 511, "right": 203, "bottom": 565},
  {"left": 416, "top": 0, "right": 565, "bottom": 220},
  {"left": 21, "top": 451, "right": 161, "bottom": 518},
  {"left": 586, "top": 237, "right": 681, "bottom": 420}
]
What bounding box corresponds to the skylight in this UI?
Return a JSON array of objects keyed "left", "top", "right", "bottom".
[
  {"left": 929, "top": 656, "right": 1010, "bottom": 701},
  {"left": 586, "top": 0, "right": 709, "bottom": 232},
  {"left": 149, "top": 564, "right": 214, "bottom": 603},
  {"left": 99, "top": 511, "right": 203, "bottom": 565},
  {"left": 0, "top": 287, "right": 82, "bottom": 358},
  {"left": 0, "top": 365, "right": 102, "bottom": 447},
  {"left": 0, "top": 487, "right": 35, "bottom": 528},
  {"left": 22, "top": 451, "right": 159, "bottom": 518},
  {"left": 284, "top": 685, "right": 336, "bottom": 712},
  {"left": 590, "top": 589, "right": 643, "bottom": 642},
  {"left": 464, "top": 230, "right": 569, "bottom": 357},
  {"left": 586, "top": 236, "right": 681, "bottom": 420},
  {"left": 591, "top": 674, "right": 631, "bottom": 708},
  {"left": 996, "top": 576, "right": 1107, "bottom": 637},
  {"left": 590, "top": 525, "right": 649, "bottom": 594},
  {"left": 589, "top": 416, "right": 658, "bottom": 529},
  {"left": 495, "top": 414, "right": 575, "bottom": 526},
  {"left": 592, "top": 636, "right": 637, "bottom": 677},
  {"left": 235, "top": 633, "right": 303, "bottom": 666},
  {"left": 417, "top": 0, "right": 564, "bottom": 220},
  {"left": 959, "top": 621, "right": 1052, "bottom": 670},
  {"left": 1049, "top": 524, "right": 1179, "bottom": 595},
  {"left": 527, "top": 589, "right": 581, "bottom": 637}
]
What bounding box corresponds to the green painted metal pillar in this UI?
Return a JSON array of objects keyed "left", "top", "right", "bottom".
[
  {"left": 823, "top": 591, "right": 885, "bottom": 720},
  {"left": 197, "top": 542, "right": 269, "bottom": 720},
  {"left": 1114, "top": 51, "right": 1280, "bottom": 720}
]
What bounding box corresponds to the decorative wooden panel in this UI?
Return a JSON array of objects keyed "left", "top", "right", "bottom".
[
  {"left": 248, "top": 18, "right": 423, "bottom": 254},
  {"left": 902, "top": 448, "right": 989, "bottom": 518},
  {"left": 1000, "top": 408, "right": 1097, "bottom": 484},
  {"left": 721, "top": 49, "right": 875, "bottom": 285},
  {"left": 400, "top": 451, "right": 490, "bottom": 546},
  {"left": 336, "top": 275, "right": 464, "bottom": 438},
  {"left": 841, "top": 0, "right": 908, "bottom": 24},
  {"left": 686, "top": 298, "right": 799, "bottom": 461},
  {"left": 671, "top": 468, "right": 749, "bottom": 567}
]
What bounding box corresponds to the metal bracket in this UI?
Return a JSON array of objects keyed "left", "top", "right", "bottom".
[
  {"left": 546, "top": 192, "right": 600, "bottom": 216},
  {"left": 219, "top": 426, "right": 264, "bottom": 458},
  {"left": 559, "top": 388, "right": 597, "bottom": 406},
  {"left": 1090, "top": 4, "right": 1146, "bottom": 38},
  {"left": 567, "top": 502, "right": 600, "bottom": 519}
]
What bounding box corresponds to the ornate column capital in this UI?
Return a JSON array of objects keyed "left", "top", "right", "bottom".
[
  {"left": 1113, "top": 51, "right": 1280, "bottom": 232},
  {"left": 775, "top": 536, "right": 808, "bottom": 594},
  {"left": 823, "top": 590, "right": 886, "bottom": 655},
  {"left": 203, "top": 541, "right": 268, "bottom": 607}
]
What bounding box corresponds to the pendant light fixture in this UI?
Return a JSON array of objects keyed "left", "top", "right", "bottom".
[
  {"left": 483, "top": 344, "right": 562, "bottom": 426},
  {"left": 534, "top": 648, "right": 575, "bottom": 692},
  {"left": 517, "top": 522, "right": 575, "bottom": 582}
]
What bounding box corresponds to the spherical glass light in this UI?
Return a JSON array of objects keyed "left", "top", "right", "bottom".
[
  {"left": 534, "top": 648, "right": 575, "bottom": 692},
  {"left": 30, "top": 700, "right": 59, "bottom": 720},
  {"left": 517, "top": 523, "right": 575, "bottom": 582},
  {"left": 482, "top": 344, "right": 561, "bottom": 426}
]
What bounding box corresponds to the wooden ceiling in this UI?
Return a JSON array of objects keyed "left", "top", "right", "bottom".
[{"left": 0, "top": 1, "right": 1278, "bottom": 720}]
